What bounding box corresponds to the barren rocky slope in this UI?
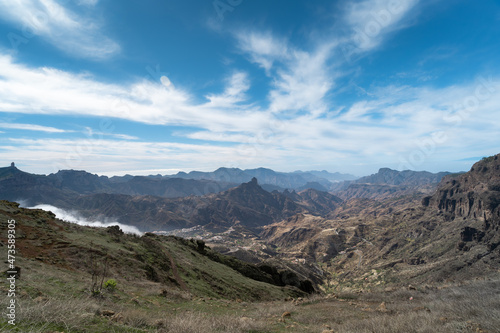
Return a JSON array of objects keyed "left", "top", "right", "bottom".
[{"left": 260, "top": 154, "right": 500, "bottom": 290}]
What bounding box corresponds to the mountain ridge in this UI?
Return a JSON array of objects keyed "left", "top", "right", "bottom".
[
  {"left": 259, "top": 153, "right": 500, "bottom": 288},
  {"left": 170, "top": 167, "right": 357, "bottom": 189},
  {"left": 60, "top": 178, "right": 343, "bottom": 232},
  {"left": 332, "top": 167, "right": 452, "bottom": 199}
]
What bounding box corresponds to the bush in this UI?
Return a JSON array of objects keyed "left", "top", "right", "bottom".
[{"left": 103, "top": 278, "right": 117, "bottom": 291}]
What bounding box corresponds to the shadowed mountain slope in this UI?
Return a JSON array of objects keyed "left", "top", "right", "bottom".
[
  {"left": 171, "top": 167, "right": 356, "bottom": 189},
  {"left": 0, "top": 166, "right": 236, "bottom": 206},
  {"left": 332, "top": 168, "right": 452, "bottom": 200},
  {"left": 63, "top": 178, "right": 342, "bottom": 232}
]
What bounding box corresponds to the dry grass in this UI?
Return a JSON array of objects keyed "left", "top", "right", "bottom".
[
  {"left": 155, "top": 312, "right": 268, "bottom": 333},
  {"left": 2, "top": 277, "right": 499, "bottom": 332},
  {"left": 324, "top": 277, "right": 500, "bottom": 333},
  {"left": 0, "top": 295, "right": 99, "bottom": 332}
]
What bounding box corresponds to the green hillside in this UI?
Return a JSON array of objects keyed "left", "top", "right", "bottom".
[{"left": 0, "top": 200, "right": 304, "bottom": 332}]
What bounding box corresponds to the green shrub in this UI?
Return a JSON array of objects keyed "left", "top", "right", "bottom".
[
  {"left": 103, "top": 278, "right": 117, "bottom": 291},
  {"left": 482, "top": 156, "right": 495, "bottom": 163}
]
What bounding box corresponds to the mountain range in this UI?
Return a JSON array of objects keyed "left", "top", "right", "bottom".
[
  {"left": 170, "top": 167, "right": 357, "bottom": 188},
  {"left": 0, "top": 163, "right": 455, "bottom": 233},
  {"left": 47, "top": 178, "right": 342, "bottom": 232},
  {"left": 331, "top": 167, "right": 452, "bottom": 199},
  {"left": 259, "top": 154, "right": 500, "bottom": 287},
  {"left": 4, "top": 155, "right": 496, "bottom": 286}
]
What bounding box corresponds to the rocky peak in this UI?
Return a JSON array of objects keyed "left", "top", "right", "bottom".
[
  {"left": 429, "top": 154, "right": 500, "bottom": 221},
  {"left": 48, "top": 169, "right": 108, "bottom": 193}
]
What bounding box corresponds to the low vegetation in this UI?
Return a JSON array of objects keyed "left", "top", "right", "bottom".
[{"left": 1, "top": 273, "right": 499, "bottom": 332}]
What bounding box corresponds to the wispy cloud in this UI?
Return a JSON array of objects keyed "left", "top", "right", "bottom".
[
  {"left": 0, "top": 53, "right": 272, "bottom": 134},
  {"left": 417, "top": 46, "right": 458, "bottom": 66},
  {"left": 235, "top": 33, "right": 335, "bottom": 117},
  {"left": 204, "top": 71, "right": 251, "bottom": 108},
  {"left": 233, "top": 2, "right": 420, "bottom": 120},
  {"left": 236, "top": 31, "right": 290, "bottom": 72},
  {"left": 84, "top": 127, "right": 138, "bottom": 140},
  {"left": 344, "top": 0, "right": 420, "bottom": 51},
  {"left": 0, "top": 0, "right": 119, "bottom": 59},
  {"left": 0, "top": 137, "right": 291, "bottom": 175},
  {"left": 0, "top": 122, "right": 72, "bottom": 133}
]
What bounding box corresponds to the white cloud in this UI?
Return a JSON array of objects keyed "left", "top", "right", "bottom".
[
  {"left": 204, "top": 71, "right": 251, "bottom": 107},
  {"left": 0, "top": 137, "right": 291, "bottom": 175},
  {"left": 0, "top": 0, "right": 119, "bottom": 59},
  {"left": 268, "top": 46, "right": 334, "bottom": 116},
  {"left": 231, "top": 0, "right": 420, "bottom": 120},
  {"left": 84, "top": 127, "right": 138, "bottom": 140},
  {"left": 28, "top": 204, "right": 142, "bottom": 235},
  {"left": 235, "top": 32, "right": 335, "bottom": 117},
  {"left": 236, "top": 31, "right": 289, "bottom": 72},
  {"left": 1, "top": 1, "right": 498, "bottom": 176},
  {"left": 0, "top": 54, "right": 273, "bottom": 135},
  {"left": 0, "top": 122, "right": 72, "bottom": 133},
  {"left": 3, "top": 72, "right": 499, "bottom": 176},
  {"left": 344, "top": 0, "right": 420, "bottom": 51},
  {"left": 1, "top": 45, "right": 499, "bottom": 175}
]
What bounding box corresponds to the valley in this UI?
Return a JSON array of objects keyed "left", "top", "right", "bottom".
[{"left": 1, "top": 154, "right": 499, "bottom": 332}]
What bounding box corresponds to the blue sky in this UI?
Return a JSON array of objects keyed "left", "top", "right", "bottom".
[{"left": 0, "top": 0, "right": 499, "bottom": 177}]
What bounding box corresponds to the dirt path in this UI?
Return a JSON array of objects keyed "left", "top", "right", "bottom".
[{"left": 163, "top": 249, "right": 189, "bottom": 292}]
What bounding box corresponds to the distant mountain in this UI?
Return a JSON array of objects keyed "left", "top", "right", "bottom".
[
  {"left": 357, "top": 168, "right": 451, "bottom": 186},
  {"left": 333, "top": 168, "right": 452, "bottom": 199},
  {"left": 170, "top": 167, "right": 356, "bottom": 189},
  {"left": 295, "top": 188, "right": 343, "bottom": 216},
  {"left": 297, "top": 181, "right": 329, "bottom": 192},
  {"left": 293, "top": 170, "right": 358, "bottom": 182},
  {"left": 34, "top": 178, "right": 342, "bottom": 232},
  {"left": 0, "top": 166, "right": 236, "bottom": 206},
  {"left": 199, "top": 177, "right": 304, "bottom": 230},
  {"left": 0, "top": 165, "right": 346, "bottom": 232},
  {"left": 0, "top": 164, "right": 357, "bottom": 206}
]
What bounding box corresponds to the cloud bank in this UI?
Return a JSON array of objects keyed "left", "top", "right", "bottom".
[{"left": 30, "top": 204, "right": 143, "bottom": 235}]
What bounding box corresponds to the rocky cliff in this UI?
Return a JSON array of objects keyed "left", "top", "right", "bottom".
[{"left": 428, "top": 155, "right": 500, "bottom": 221}]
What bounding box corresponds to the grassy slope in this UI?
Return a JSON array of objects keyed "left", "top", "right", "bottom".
[{"left": 0, "top": 200, "right": 303, "bottom": 332}]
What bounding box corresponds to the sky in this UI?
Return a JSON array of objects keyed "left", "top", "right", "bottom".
[{"left": 0, "top": 0, "right": 499, "bottom": 177}]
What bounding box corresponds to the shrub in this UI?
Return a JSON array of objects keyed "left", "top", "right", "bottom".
[{"left": 103, "top": 278, "right": 117, "bottom": 291}]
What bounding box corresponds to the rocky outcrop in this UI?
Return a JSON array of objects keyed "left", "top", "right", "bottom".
[
  {"left": 430, "top": 154, "right": 500, "bottom": 222},
  {"left": 428, "top": 154, "right": 500, "bottom": 254}
]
